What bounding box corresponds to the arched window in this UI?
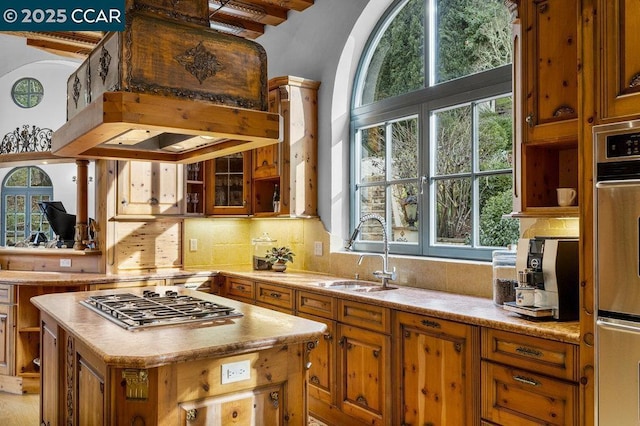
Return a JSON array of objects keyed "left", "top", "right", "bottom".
[
  {"left": 1, "top": 167, "right": 53, "bottom": 246},
  {"left": 351, "top": 0, "right": 518, "bottom": 260}
]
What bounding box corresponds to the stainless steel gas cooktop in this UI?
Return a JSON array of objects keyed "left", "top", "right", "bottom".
[{"left": 80, "top": 290, "right": 242, "bottom": 330}]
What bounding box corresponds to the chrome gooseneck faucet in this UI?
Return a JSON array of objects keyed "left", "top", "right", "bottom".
[{"left": 345, "top": 213, "right": 397, "bottom": 288}]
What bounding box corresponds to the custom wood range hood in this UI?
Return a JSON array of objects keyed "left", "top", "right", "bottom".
[{"left": 51, "top": 0, "right": 284, "bottom": 164}]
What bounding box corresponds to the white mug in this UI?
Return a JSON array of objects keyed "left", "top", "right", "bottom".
[{"left": 557, "top": 187, "right": 577, "bottom": 207}]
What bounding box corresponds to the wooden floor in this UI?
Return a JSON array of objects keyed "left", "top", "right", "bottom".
[
  {"left": 0, "top": 391, "right": 329, "bottom": 425},
  {"left": 0, "top": 392, "right": 38, "bottom": 426}
]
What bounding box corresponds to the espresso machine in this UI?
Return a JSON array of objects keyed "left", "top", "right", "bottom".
[{"left": 503, "top": 237, "right": 579, "bottom": 321}]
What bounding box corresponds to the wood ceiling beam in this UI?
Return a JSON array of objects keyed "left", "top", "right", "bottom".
[
  {"left": 209, "top": 13, "right": 266, "bottom": 38},
  {"left": 209, "top": 0, "right": 288, "bottom": 26},
  {"left": 256, "top": 0, "right": 314, "bottom": 12}
]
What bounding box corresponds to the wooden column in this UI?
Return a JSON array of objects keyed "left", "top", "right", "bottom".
[{"left": 74, "top": 160, "right": 89, "bottom": 250}]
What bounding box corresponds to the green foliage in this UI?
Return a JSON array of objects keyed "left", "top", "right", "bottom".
[
  {"left": 479, "top": 190, "right": 519, "bottom": 247},
  {"left": 265, "top": 246, "right": 295, "bottom": 264}
]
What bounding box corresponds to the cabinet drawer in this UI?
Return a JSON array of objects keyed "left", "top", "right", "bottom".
[
  {"left": 169, "top": 277, "right": 213, "bottom": 293},
  {"left": 255, "top": 282, "right": 294, "bottom": 310},
  {"left": 338, "top": 299, "right": 390, "bottom": 334},
  {"left": 482, "top": 361, "right": 578, "bottom": 426},
  {"left": 297, "top": 291, "right": 335, "bottom": 319},
  {"left": 482, "top": 328, "right": 578, "bottom": 381},
  {"left": 224, "top": 278, "right": 254, "bottom": 301},
  {"left": 0, "top": 284, "right": 14, "bottom": 304}
]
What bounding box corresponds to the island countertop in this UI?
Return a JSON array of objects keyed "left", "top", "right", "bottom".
[{"left": 31, "top": 286, "right": 327, "bottom": 369}]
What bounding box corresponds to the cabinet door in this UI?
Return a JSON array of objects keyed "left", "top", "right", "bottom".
[
  {"left": 523, "top": 0, "right": 578, "bottom": 142},
  {"left": 205, "top": 153, "right": 252, "bottom": 215},
  {"left": 338, "top": 324, "right": 390, "bottom": 425},
  {"left": 78, "top": 358, "right": 105, "bottom": 425},
  {"left": 395, "top": 312, "right": 479, "bottom": 426},
  {"left": 40, "top": 316, "right": 59, "bottom": 426},
  {"left": 117, "top": 161, "right": 183, "bottom": 215},
  {"left": 0, "top": 304, "right": 13, "bottom": 376},
  {"left": 178, "top": 383, "right": 285, "bottom": 426},
  {"left": 600, "top": 0, "right": 640, "bottom": 120},
  {"left": 185, "top": 162, "right": 205, "bottom": 215},
  {"left": 299, "top": 312, "right": 336, "bottom": 406},
  {"left": 252, "top": 85, "right": 281, "bottom": 180}
]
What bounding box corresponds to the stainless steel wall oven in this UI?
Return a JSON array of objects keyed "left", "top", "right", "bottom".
[{"left": 594, "top": 120, "right": 640, "bottom": 425}]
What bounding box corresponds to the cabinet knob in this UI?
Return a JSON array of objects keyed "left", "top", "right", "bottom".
[
  {"left": 269, "top": 292, "right": 282, "bottom": 298},
  {"left": 148, "top": 197, "right": 159, "bottom": 205},
  {"left": 323, "top": 333, "right": 333, "bottom": 341},
  {"left": 525, "top": 113, "right": 535, "bottom": 127},
  {"left": 355, "top": 395, "right": 368, "bottom": 406}
]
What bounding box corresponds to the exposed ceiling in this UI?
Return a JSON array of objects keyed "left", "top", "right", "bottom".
[{"left": 8, "top": 0, "right": 314, "bottom": 58}]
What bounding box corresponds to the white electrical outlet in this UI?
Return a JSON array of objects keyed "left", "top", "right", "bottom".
[
  {"left": 221, "top": 360, "right": 251, "bottom": 384},
  {"left": 60, "top": 259, "right": 72, "bottom": 268},
  {"left": 314, "top": 241, "right": 323, "bottom": 256},
  {"left": 189, "top": 238, "right": 198, "bottom": 251}
]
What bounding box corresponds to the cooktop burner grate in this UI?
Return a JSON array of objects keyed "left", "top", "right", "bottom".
[{"left": 80, "top": 290, "right": 242, "bottom": 330}]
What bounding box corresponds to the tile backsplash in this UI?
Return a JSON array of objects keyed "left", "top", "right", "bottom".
[{"left": 183, "top": 216, "right": 579, "bottom": 299}]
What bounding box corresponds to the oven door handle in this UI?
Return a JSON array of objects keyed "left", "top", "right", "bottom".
[{"left": 597, "top": 316, "right": 640, "bottom": 332}]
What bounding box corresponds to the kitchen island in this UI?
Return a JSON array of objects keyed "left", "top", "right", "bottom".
[{"left": 31, "top": 286, "right": 326, "bottom": 426}]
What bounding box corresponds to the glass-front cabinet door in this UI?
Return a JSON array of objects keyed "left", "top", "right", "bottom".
[{"left": 205, "top": 153, "right": 252, "bottom": 215}]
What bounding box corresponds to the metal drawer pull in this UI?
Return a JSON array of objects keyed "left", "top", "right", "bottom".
[
  {"left": 513, "top": 375, "right": 541, "bottom": 387},
  {"left": 515, "top": 346, "right": 543, "bottom": 357},
  {"left": 421, "top": 319, "right": 441, "bottom": 329},
  {"left": 236, "top": 285, "right": 245, "bottom": 291},
  {"left": 323, "top": 333, "right": 333, "bottom": 341},
  {"left": 269, "top": 292, "right": 282, "bottom": 298}
]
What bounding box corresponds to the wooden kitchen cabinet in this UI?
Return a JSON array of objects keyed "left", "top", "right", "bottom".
[
  {"left": 185, "top": 162, "right": 205, "bottom": 215},
  {"left": 39, "top": 314, "right": 59, "bottom": 426},
  {"left": 511, "top": 0, "right": 580, "bottom": 215},
  {"left": 599, "top": 0, "right": 640, "bottom": 121},
  {"left": 0, "top": 284, "right": 14, "bottom": 379},
  {"left": 205, "top": 153, "right": 252, "bottom": 215},
  {"left": 178, "top": 382, "right": 285, "bottom": 425},
  {"left": 395, "top": 312, "right": 480, "bottom": 426},
  {"left": 255, "top": 282, "right": 295, "bottom": 313},
  {"left": 481, "top": 328, "right": 579, "bottom": 425},
  {"left": 15, "top": 285, "right": 84, "bottom": 394},
  {"left": 252, "top": 76, "right": 319, "bottom": 217},
  {"left": 297, "top": 291, "right": 336, "bottom": 406},
  {"left": 221, "top": 276, "right": 255, "bottom": 303},
  {"left": 116, "top": 160, "right": 184, "bottom": 215},
  {"left": 337, "top": 300, "right": 391, "bottom": 425},
  {"left": 0, "top": 303, "right": 13, "bottom": 378}
]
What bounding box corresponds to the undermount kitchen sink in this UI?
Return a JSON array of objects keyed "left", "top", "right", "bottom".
[{"left": 316, "top": 280, "right": 397, "bottom": 292}]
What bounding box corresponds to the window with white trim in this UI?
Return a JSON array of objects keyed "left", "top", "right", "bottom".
[{"left": 351, "top": 0, "right": 518, "bottom": 260}]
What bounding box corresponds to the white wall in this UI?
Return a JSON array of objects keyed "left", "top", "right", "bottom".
[
  {"left": 0, "top": 35, "right": 94, "bottom": 224},
  {"left": 257, "top": 0, "right": 394, "bottom": 246}
]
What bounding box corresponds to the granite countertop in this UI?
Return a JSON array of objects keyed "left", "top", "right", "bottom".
[
  {"left": 220, "top": 269, "right": 581, "bottom": 345},
  {"left": 0, "top": 269, "right": 216, "bottom": 285},
  {"left": 31, "top": 286, "right": 326, "bottom": 369},
  {"left": 3, "top": 266, "right": 580, "bottom": 345}
]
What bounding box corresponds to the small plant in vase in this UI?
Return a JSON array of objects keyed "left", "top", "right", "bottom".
[{"left": 265, "top": 246, "right": 295, "bottom": 272}]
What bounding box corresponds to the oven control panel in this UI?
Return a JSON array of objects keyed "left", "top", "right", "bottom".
[{"left": 606, "top": 131, "right": 640, "bottom": 159}]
